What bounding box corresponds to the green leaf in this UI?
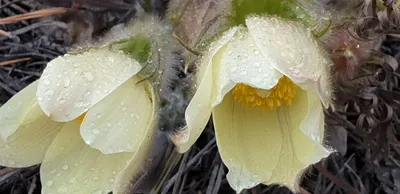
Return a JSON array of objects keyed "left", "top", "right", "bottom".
[{"left": 231, "top": 0, "right": 312, "bottom": 26}]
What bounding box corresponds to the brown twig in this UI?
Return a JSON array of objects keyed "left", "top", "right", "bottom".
[
  {"left": 314, "top": 163, "right": 360, "bottom": 194},
  {"left": 0, "top": 168, "right": 16, "bottom": 177},
  {"left": 0, "top": 29, "right": 10, "bottom": 37},
  {"left": 0, "top": 7, "right": 68, "bottom": 25},
  {"left": 0, "top": 57, "right": 31, "bottom": 66},
  {"left": 299, "top": 187, "right": 311, "bottom": 194}
]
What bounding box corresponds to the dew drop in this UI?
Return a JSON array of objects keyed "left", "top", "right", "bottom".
[
  {"left": 59, "top": 98, "right": 66, "bottom": 105},
  {"left": 84, "top": 91, "right": 91, "bottom": 97},
  {"left": 83, "top": 71, "right": 95, "bottom": 81},
  {"left": 63, "top": 78, "right": 70, "bottom": 87},
  {"left": 68, "top": 178, "right": 77, "bottom": 184},
  {"left": 43, "top": 79, "right": 51, "bottom": 85},
  {"left": 45, "top": 89, "right": 54, "bottom": 96},
  {"left": 46, "top": 180, "right": 54, "bottom": 187},
  {"left": 92, "top": 189, "right": 103, "bottom": 194},
  {"left": 231, "top": 66, "right": 238, "bottom": 72},
  {"left": 57, "top": 185, "right": 68, "bottom": 193},
  {"left": 107, "top": 147, "right": 114, "bottom": 153},
  {"left": 73, "top": 102, "right": 81, "bottom": 108},
  {"left": 92, "top": 176, "right": 99, "bottom": 180},
  {"left": 108, "top": 178, "right": 114, "bottom": 183},
  {"left": 62, "top": 164, "right": 69, "bottom": 170},
  {"left": 92, "top": 129, "right": 100, "bottom": 134}
]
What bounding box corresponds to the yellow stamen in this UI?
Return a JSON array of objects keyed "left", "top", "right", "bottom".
[
  {"left": 76, "top": 113, "right": 87, "bottom": 124},
  {"left": 232, "top": 76, "right": 297, "bottom": 109}
]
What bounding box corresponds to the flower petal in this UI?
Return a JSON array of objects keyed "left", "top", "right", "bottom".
[
  {"left": 297, "top": 92, "right": 331, "bottom": 164},
  {"left": 112, "top": 79, "right": 163, "bottom": 193},
  {"left": 212, "top": 91, "right": 282, "bottom": 192},
  {"left": 37, "top": 48, "right": 142, "bottom": 122},
  {"left": 215, "top": 28, "right": 282, "bottom": 97},
  {"left": 80, "top": 77, "right": 153, "bottom": 154},
  {"left": 246, "top": 16, "right": 333, "bottom": 107},
  {"left": 0, "top": 81, "right": 38, "bottom": 140},
  {"left": 210, "top": 43, "right": 236, "bottom": 106},
  {"left": 213, "top": 88, "right": 329, "bottom": 192},
  {"left": 173, "top": 27, "right": 239, "bottom": 153},
  {"left": 0, "top": 103, "right": 63, "bottom": 167},
  {"left": 41, "top": 121, "right": 133, "bottom": 194},
  {"left": 113, "top": 118, "right": 161, "bottom": 194},
  {"left": 266, "top": 90, "right": 330, "bottom": 191}
]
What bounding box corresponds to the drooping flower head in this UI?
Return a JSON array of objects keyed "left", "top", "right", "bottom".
[
  {"left": 169, "top": 0, "right": 336, "bottom": 192},
  {"left": 0, "top": 14, "right": 182, "bottom": 194}
]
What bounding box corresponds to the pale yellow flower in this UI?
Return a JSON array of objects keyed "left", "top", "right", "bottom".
[
  {"left": 0, "top": 50, "right": 155, "bottom": 194},
  {"left": 0, "top": 15, "right": 177, "bottom": 194},
  {"left": 173, "top": 15, "right": 334, "bottom": 192}
]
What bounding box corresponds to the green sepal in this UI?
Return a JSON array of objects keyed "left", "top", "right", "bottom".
[
  {"left": 111, "top": 35, "right": 152, "bottom": 65},
  {"left": 230, "top": 0, "right": 313, "bottom": 26}
]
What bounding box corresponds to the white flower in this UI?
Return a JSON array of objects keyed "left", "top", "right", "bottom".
[{"left": 172, "top": 15, "right": 334, "bottom": 192}]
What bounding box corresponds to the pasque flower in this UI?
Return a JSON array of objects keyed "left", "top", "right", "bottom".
[
  {"left": 0, "top": 15, "right": 180, "bottom": 194},
  {"left": 172, "top": 15, "right": 334, "bottom": 192}
]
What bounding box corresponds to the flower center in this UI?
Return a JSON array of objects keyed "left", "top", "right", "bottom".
[
  {"left": 76, "top": 113, "right": 87, "bottom": 124},
  {"left": 232, "top": 76, "right": 297, "bottom": 109}
]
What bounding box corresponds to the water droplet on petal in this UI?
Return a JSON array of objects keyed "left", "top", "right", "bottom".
[
  {"left": 57, "top": 185, "right": 68, "bottom": 193},
  {"left": 92, "top": 129, "right": 100, "bottom": 134},
  {"left": 63, "top": 78, "right": 70, "bottom": 87},
  {"left": 43, "top": 79, "right": 51, "bottom": 85},
  {"left": 68, "top": 178, "right": 77, "bottom": 184},
  {"left": 84, "top": 91, "right": 91, "bottom": 97},
  {"left": 83, "top": 71, "right": 95, "bottom": 81},
  {"left": 59, "top": 98, "right": 66, "bottom": 105},
  {"left": 62, "top": 164, "right": 69, "bottom": 170},
  {"left": 46, "top": 180, "right": 54, "bottom": 187},
  {"left": 45, "top": 89, "right": 54, "bottom": 96},
  {"left": 92, "top": 189, "right": 103, "bottom": 194}
]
